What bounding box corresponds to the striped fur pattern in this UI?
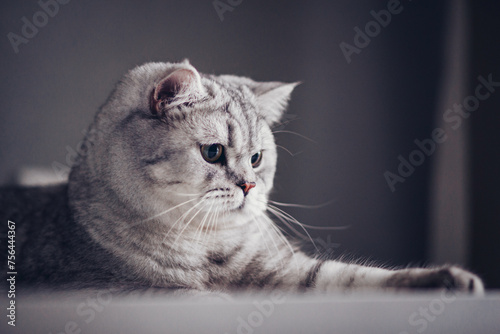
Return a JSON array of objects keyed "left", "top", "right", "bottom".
[{"left": 1, "top": 61, "right": 484, "bottom": 294}]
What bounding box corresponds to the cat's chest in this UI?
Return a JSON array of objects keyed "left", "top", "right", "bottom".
[
  {"left": 121, "top": 219, "right": 262, "bottom": 287},
  {"left": 144, "top": 226, "right": 250, "bottom": 266}
]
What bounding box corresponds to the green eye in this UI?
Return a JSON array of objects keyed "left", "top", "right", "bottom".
[
  {"left": 201, "top": 144, "right": 224, "bottom": 163},
  {"left": 250, "top": 151, "right": 263, "bottom": 168}
]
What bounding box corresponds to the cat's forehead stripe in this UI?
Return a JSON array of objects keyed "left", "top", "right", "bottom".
[
  {"left": 226, "top": 117, "right": 248, "bottom": 156},
  {"left": 227, "top": 123, "right": 234, "bottom": 148},
  {"left": 224, "top": 93, "right": 262, "bottom": 152}
]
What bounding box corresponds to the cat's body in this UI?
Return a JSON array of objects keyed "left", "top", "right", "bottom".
[
  {"left": 0, "top": 61, "right": 484, "bottom": 294},
  {"left": 0, "top": 184, "right": 119, "bottom": 289}
]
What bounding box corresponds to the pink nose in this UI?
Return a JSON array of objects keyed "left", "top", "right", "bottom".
[{"left": 239, "top": 182, "right": 256, "bottom": 196}]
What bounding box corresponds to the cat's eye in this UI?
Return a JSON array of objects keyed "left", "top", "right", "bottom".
[
  {"left": 201, "top": 144, "right": 224, "bottom": 163},
  {"left": 250, "top": 151, "right": 263, "bottom": 168}
]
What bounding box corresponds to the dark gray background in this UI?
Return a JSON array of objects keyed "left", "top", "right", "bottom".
[{"left": 1, "top": 0, "right": 498, "bottom": 287}]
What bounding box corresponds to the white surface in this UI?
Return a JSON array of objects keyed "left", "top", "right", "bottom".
[{"left": 2, "top": 291, "right": 499, "bottom": 334}]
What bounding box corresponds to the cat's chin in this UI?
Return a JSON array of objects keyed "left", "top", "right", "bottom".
[{"left": 236, "top": 200, "right": 266, "bottom": 217}]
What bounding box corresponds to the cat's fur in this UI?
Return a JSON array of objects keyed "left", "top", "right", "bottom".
[{"left": 0, "top": 60, "right": 484, "bottom": 294}]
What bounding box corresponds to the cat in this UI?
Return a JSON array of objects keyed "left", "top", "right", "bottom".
[{"left": 0, "top": 60, "right": 484, "bottom": 295}]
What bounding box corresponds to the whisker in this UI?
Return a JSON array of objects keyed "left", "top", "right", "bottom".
[
  {"left": 272, "top": 220, "right": 295, "bottom": 240},
  {"left": 120, "top": 197, "right": 200, "bottom": 235},
  {"left": 161, "top": 198, "right": 206, "bottom": 245},
  {"left": 268, "top": 204, "right": 319, "bottom": 249},
  {"left": 268, "top": 201, "right": 349, "bottom": 230},
  {"left": 193, "top": 202, "right": 213, "bottom": 245},
  {"left": 168, "top": 200, "right": 208, "bottom": 254},
  {"left": 251, "top": 213, "right": 283, "bottom": 271},
  {"left": 219, "top": 207, "right": 228, "bottom": 230},
  {"left": 268, "top": 199, "right": 335, "bottom": 210},
  {"left": 276, "top": 145, "right": 300, "bottom": 157},
  {"left": 165, "top": 190, "right": 203, "bottom": 197},
  {"left": 267, "top": 205, "right": 318, "bottom": 251},
  {"left": 261, "top": 214, "right": 300, "bottom": 274},
  {"left": 201, "top": 205, "right": 218, "bottom": 246},
  {"left": 260, "top": 197, "right": 348, "bottom": 230},
  {"left": 137, "top": 197, "right": 199, "bottom": 225},
  {"left": 272, "top": 130, "right": 317, "bottom": 144},
  {"left": 267, "top": 207, "right": 309, "bottom": 239},
  {"left": 211, "top": 207, "right": 221, "bottom": 246}
]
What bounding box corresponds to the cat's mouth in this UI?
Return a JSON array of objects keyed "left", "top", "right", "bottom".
[
  {"left": 203, "top": 187, "right": 248, "bottom": 212},
  {"left": 236, "top": 198, "right": 247, "bottom": 210}
]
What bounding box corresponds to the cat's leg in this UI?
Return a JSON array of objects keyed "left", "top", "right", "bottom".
[
  {"left": 232, "top": 247, "right": 484, "bottom": 294},
  {"left": 311, "top": 260, "right": 484, "bottom": 295}
]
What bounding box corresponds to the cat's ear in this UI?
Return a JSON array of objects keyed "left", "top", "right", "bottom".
[
  {"left": 253, "top": 81, "right": 300, "bottom": 126},
  {"left": 150, "top": 65, "right": 205, "bottom": 115}
]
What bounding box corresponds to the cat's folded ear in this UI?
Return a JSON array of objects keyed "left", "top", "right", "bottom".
[
  {"left": 150, "top": 64, "right": 206, "bottom": 116},
  {"left": 253, "top": 81, "right": 300, "bottom": 126}
]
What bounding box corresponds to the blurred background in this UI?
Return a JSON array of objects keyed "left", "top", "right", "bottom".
[{"left": 0, "top": 0, "right": 498, "bottom": 288}]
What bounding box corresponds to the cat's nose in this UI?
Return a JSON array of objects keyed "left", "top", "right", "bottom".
[{"left": 238, "top": 182, "right": 256, "bottom": 196}]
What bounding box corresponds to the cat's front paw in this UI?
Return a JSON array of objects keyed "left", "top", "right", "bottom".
[{"left": 386, "top": 266, "right": 484, "bottom": 295}]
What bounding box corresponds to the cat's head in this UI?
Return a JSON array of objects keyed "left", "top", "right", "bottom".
[{"left": 69, "top": 60, "right": 297, "bottom": 227}]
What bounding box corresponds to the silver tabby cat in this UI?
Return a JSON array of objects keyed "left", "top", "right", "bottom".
[{"left": 0, "top": 60, "right": 484, "bottom": 294}]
